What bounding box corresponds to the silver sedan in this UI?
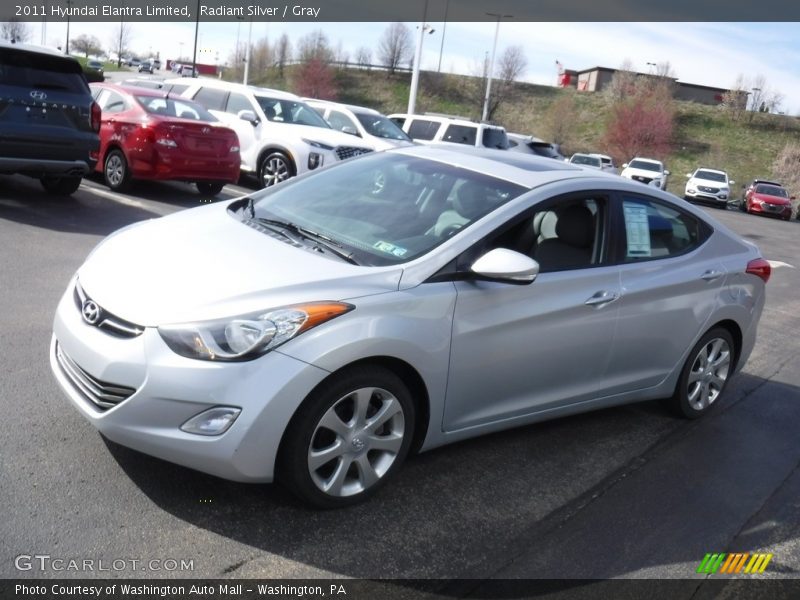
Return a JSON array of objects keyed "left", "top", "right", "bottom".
[{"left": 50, "top": 146, "right": 769, "bottom": 507}]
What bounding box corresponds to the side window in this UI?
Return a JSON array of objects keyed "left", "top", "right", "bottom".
[
  {"left": 482, "top": 197, "right": 607, "bottom": 273},
  {"left": 389, "top": 116, "right": 405, "bottom": 128},
  {"left": 192, "top": 87, "right": 227, "bottom": 111},
  {"left": 619, "top": 196, "right": 705, "bottom": 261},
  {"left": 328, "top": 110, "right": 358, "bottom": 134},
  {"left": 97, "top": 90, "right": 127, "bottom": 113},
  {"left": 168, "top": 84, "right": 189, "bottom": 95},
  {"left": 407, "top": 119, "right": 441, "bottom": 141},
  {"left": 225, "top": 92, "right": 253, "bottom": 115},
  {"left": 442, "top": 124, "right": 477, "bottom": 146}
]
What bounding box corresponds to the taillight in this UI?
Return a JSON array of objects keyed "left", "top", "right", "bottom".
[
  {"left": 90, "top": 101, "right": 101, "bottom": 132},
  {"left": 746, "top": 258, "right": 771, "bottom": 283}
]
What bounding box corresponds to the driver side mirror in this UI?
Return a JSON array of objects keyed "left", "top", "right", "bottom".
[
  {"left": 238, "top": 110, "right": 259, "bottom": 125},
  {"left": 664, "top": 170, "right": 670, "bottom": 176},
  {"left": 341, "top": 125, "right": 359, "bottom": 136},
  {"left": 729, "top": 180, "right": 735, "bottom": 185},
  {"left": 686, "top": 173, "right": 692, "bottom": 178},
  {"left": 470, "top": 248, "right": 539, "bottom": 284}
]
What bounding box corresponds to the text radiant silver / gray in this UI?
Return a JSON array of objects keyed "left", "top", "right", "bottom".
[{"left": 50, "top": 146, "right": 769, "bottom": 508}]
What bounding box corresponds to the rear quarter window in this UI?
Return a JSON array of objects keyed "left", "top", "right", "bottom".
[
  {"left": 407, "top": 119, "right": 441, "bottom": 141},
  {"left": 442, "top": 124, "right": 477, "bottom": 145}
]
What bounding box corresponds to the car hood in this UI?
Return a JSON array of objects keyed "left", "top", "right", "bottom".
[
  {"left": 690, "top": 177, "right": 728, "bottom": 187},
  {"left": 752, "top": 192, "right": 791, "bottom": 205},
  {"left": 622, "top": 167, "right": 664, "bottom": 178},
  {"left": 276, "top": 123, "right": 372, "bottom": 149},
  {"left": 77, "top": 202, "right": 402, "bottom": 326}
]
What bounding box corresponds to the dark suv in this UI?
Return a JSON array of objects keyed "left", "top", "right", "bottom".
[{"left": 0, "top": 42, "right": 100, "bottom": 195}]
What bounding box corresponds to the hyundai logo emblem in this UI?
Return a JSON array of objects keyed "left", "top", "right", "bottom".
[
  {"left": 81, "top": 300, "right": 101, "bottom": 325},
  {"left": 30, "top": 90, "right": 47, "bottom": 101}
]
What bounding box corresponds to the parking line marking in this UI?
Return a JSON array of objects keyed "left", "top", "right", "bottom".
[
  {"left": 79, "top": 182, "right": 172, "bottom": 215},
  {"left": 767, "top": 260, "right": 795, "bottom": 269}
]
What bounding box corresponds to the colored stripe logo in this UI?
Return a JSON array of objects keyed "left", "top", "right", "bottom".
[{"left": 697, "top": 553, "right": 773, "bottom": 574}]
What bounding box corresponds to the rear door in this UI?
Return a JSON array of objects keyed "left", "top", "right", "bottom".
[{"left": 605, "top": 193, "right": 725, "bottom": 392}]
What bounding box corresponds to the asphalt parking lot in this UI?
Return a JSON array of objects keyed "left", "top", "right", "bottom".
[{"left": 1, "top": 173, "right": 799, "bottom": 589}]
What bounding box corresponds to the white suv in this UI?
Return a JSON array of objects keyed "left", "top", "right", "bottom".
[
  {"left": 684, "top": 168, "right": 733, "bottom": 207},
  {"left": 167, "top": 79, "right": 372, "bottom": 187},
  {"left": 304, "top": 99, "right": 413, "bottom": 151},
  {"left": 620, "top": 157, "right": 670, "bottom": 190},
  {"left": 387, "top": 113, "right": 509, "bottom": 149}
]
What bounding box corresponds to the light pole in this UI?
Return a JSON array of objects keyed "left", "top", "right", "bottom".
[
  {"left": 64, "top": 0, "right": 72, "bottom": 54},
  {"left": 191, "top": 0, "right": 200, "bottom": 76},
  {"left": 481, "top": 12, "right": 512, "bottom": 122},
  {"left": 242, "top": 17, "right": 253, "bottom": 84},
  {"left": 437, "top": 0, "right": 449, "bottom": 73},
  {"left": 407, "top": 1, "right": 435, "bottom": 115}
]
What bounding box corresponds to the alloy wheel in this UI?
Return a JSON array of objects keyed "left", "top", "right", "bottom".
[
  {"left": 261, "top": 155, "right": 291, "bottom": 187},
  {"left": 686, "top": 337, "right": 731, "bottom": 411}
]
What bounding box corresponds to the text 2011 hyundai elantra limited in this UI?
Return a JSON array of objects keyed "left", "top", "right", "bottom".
[{"left": 50, "top": 146, "right": 770, "bottom": 507}]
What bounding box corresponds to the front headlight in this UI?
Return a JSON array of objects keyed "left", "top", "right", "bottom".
[
  {"left": 158, "top": 302, "right": 353, "bottom": 361},
  {"left": 302, "top": 138, "right": 335, "bottom": 151}
]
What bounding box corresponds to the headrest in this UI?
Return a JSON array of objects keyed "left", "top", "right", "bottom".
[{"left": 555, "top": 205, "right": 594, "bottom": 248}]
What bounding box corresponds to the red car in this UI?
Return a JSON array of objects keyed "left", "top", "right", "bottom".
[
  {"left": 90, "top": 83, "right": 240, "bottom": 195},
  {"left": 741, "top": 180, "right": 794, "bottom": 221}
]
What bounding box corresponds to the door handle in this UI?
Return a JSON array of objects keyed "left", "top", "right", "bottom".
[
  {"left": 585, "top": 290, "right": 619, "bottom": 307},
  {"left": 701, "top": 270, "right": 723, "bottom": 282}
]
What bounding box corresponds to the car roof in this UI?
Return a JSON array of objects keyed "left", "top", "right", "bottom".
[
  {"left": 629, "top": 157, "right": 663, "bottom": 164},
  {"left": 303, "top": 98, "right": 380, "bottom": 115},
  {"left": 387, "top": 112, "right": 505, "bottom": 130},
  {"left": 164, "top": 77, "right": 299, "bottom": 100},
  {"left": 751, "top": 178, "right": 782, "bottom": 186},
  {"left": 91, "top": 82, "right": 171, "bottom": 98},
  {"left": 388, "top": 144, "right": 630, "bottom": 189},
  {"left": 694, "top": 168, "right": 727, "bottom": 175}
]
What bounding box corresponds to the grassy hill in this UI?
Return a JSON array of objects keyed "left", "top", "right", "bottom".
[{"left": 244, "top": 66, "right": 800, "bottom": 199}]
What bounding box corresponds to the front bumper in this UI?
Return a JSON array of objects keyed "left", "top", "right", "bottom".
[
  {"left": 749, "top": 202, "right": 791, "bottom": 219},
  {"left": 685, "top": 189, "right": 729, "bottom": 205},
  {"left": 49, "top": 282, "right": 330, "bottom": 482}
]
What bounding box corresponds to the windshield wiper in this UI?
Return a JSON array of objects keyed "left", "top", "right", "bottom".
[{"left": 253, "top": 217, "right": 359, "bottom": 265}]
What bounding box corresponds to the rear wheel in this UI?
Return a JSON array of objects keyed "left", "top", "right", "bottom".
[
  {"left": 258, "top": 151, "right": 293, "bottom": 188},
  {"left": 196, "top": 182, "right": 225, "bottom": 196},
  {"left": 104, "top": 149, "right": 131, "bottom": 191},
  {"left": 740, "top": 199, "right": 748, "bottom": 213},
  {"left": 40, "top": 176, "right": 81, "bottom": 195},
  {"left": 669, "top": 328, "right": 734, "bottom": 419},
  {"left": 278, "top": 366, "right": 415, "bottom": 508}
]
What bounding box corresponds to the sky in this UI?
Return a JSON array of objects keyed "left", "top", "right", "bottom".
[{"left": 31, "top": 20, "right": 800, "bottom": 115}]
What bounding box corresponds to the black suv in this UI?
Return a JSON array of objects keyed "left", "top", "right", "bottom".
[{"left": 0, "top": 42, "right": 100, "bottom": 195}]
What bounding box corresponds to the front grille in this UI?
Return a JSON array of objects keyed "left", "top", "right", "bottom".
[
  {"left": 633, "top": 175, "right": 653, "bottom": 184},
  {"left": 74, "top": 282, "right": 144, "bottom": 338},
  {"left": 698, "top": 185, "right": 720, "bottom": 193},
  {"left": 335, "top": 146, "right": 372, "bottom": 161},
  {"left": 55, "top": 342, "right": 136, "bottom": 410},
  {"left": 764, "top": 203, "right": 784, "bottom": 212}
]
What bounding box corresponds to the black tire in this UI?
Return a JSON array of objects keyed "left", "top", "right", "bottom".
[
  {"left": 40, "top": 176, "right": 81, "bottom": 195},
  {"left": 669, "top": 327, "right": 735, "bottom": 419},
  {"left": 104, "top": 149, "right": 131, "bottom": 191},
  {"left": 739, "top": 199, "right": 748, "bottom": 213},
  {"left": 258, "top": 151, "right": 294, "bottom": 188},
  {"left": 196, "top": 182, "right": 225, "bottom": 196},
  {"left": 278, "top": 365, "right": 416, "bottom": 509}
]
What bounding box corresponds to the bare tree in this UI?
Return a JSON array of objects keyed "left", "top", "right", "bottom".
[
  {"left": 71, "top": 34, "right": 103, "bottom": 58},
  {"left": 275, "top": 33, "right": 291, "bottom": 77},
  {"left": 250, "top": 37, "right": 271, "bottom": 81},
  {"left": 355, "top": 46, "right": 372, "bottom": 69},
  {"left": 603, "top": 59, "right": 638, "bottom": 104},
  {"left": 109, "top": 22, "right": 132, "bottom": 68},
  {"left": 721, "top": 74, "right": 748, "bottom": 122},
  {"left": 378, "top": 23, "right": 412, "bottom": 75},
  {"left": 296, "top": 30, "right": 334, "bottom": 64},
  {"left": 772, "top": 143, "right": 800, "bottom": 216},
  {"left": 747, "top": 74, "right": 783, "bottom": 121},
  {"left": 1, "top": 19, "right": 31, "bottom": 43},
  {"left": 481, "top": 45, "right": 528, "bottom": 120},
  {"left": 333, "top": 40, "right": 349, "bottom": 67},
  {"left": 542, "top": 92, "right": 579, "bottom": 148}
]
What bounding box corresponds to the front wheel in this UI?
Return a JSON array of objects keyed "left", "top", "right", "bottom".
[
  {"left": 739, "top": 199, "right": 748, "bottom": 213},
  {"left": 40, "top": 176, "right": 82, "bottom": 195},
  {"left": 258, "top": 151, "right": 293, "bottom": 188},
  {"left": 669, "top": 328, "right": 734, "bottom": 419},
  {"left": 196, "top": 182, "right": 225, "bottom": 196},
  {"left": 278, "top": 366, "right": 415, "bottom": 508}
]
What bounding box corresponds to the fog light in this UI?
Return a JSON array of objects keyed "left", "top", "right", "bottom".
[
  {"left": 308, "top": 152, "right": 323, "bottom": 170},
  {"left": 719, "top": 194, "right": 727, "bottom": 199},
  {"left": 181, "top": 406, "right": 241, "bottom": 436}
]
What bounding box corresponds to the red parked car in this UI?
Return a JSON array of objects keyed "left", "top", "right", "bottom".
[
  {"left": 740, "top": 179, "right": 794, "bottom": 221},
  {"left": 89, "top": 83, "right": 240, "bottom": 195}
]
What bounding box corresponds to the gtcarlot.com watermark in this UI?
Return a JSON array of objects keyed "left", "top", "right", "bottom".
[{"left": 14, "top": 554, "right": 194, "bottom": 573}]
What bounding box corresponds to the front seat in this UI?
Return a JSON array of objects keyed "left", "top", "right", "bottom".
[
  {"left": 431, "top": 184, "right": 487, "bottom": 238},
  {"left": 534, "top": 205, "right": 594, "bottom": 271}
]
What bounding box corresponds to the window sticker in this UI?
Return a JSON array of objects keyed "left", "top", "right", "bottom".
[
  {"left": 373, "top": 241, "right": 408, "bottom": 257},
  {"left": 623, "top": 202, "right": 651, "bottom": 257}
]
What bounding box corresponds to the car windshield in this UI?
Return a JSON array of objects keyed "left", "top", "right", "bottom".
[
  {"left": 629, "top": 160, "right": 662, "bottom": 172},
  {"left": 255, "top": 96, "right": 331, "bottom": 128},
  {"left": 135, "top": 96, "right": 217, "bottom": 122},
  {"left": 571, "top": 154, "right": 601, "bottom": 167},
  {"left": 695, "top": 170, "right": 726, "bottom": 182},
  {"left": 247, "top": 153, "right": 527, "bottom": 267},
  {"left": 755, "top": 184, "right": 788, "bottom": 197},
  {"left": 354, "top": 113, "right": 411, "bottom": 141},
  {"left": 483, "top": 127, "right": 510, "bottom": 149}
]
